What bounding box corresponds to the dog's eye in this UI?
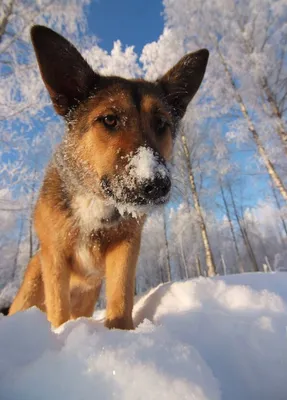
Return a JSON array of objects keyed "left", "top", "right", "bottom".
[
  {"left": 102, "top": 115, "right": 118, "bottom": 129},
  {"left": 155, "top": 117, "right": 169, "bottom": 136}
]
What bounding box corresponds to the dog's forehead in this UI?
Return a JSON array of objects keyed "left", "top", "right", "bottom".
[{"left": 90, "top": 78, "right": 168, "bottom": 114}]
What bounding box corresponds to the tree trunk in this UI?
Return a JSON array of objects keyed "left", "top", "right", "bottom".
[
  {"left": 220, "top": 182, "right": 244, "bottom": 273},
  {"left": 195, "top": 255, "right": 202, "bottom": 277},
  {"left": 28, "top": 169, "right": 37, "bottom": 259},
  {"left": 221, "top": 252, "right": 227, "bottom": 275},
  {"left": 163, "top": 208, "right": 171, "bottom": 282},
  {"left": 177, "top": 252, "right": 185, "bottom": 280},
  {"left": 179, "top": 233, "right": 189, "bottom": 279},
  {"left": 261, "top": 77, "right": 287, "bottom": 154},
  {"left": 181, "top": 132, "right": 217, "bottom": 277},
  {"left": 11, "top": 214, "right": 24, "bottom": 281},
  {"left": 158, "top": 261, "right": 165, "bottom": 284},
  {"left": 271, "top": 182, "right": 287, "bottom": 238},
  {"left": 227, "top": 183, "right": 260, "bottom": 272}
]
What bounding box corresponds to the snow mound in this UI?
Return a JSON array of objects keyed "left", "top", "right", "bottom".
[{"left": 1, "top": 273, "right": 287, "bottom": 400}]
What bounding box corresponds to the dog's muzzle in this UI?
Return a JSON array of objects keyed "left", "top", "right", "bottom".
[
  {"left": 101, "top": 173, "right": 171, "bottom": 206},
  {"left": 101, "top": 147, "right": 171, "bottom": 206}
]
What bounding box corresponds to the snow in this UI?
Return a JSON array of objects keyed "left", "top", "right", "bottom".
[
  {"left": 1, "top": 272, "right": 287, "bottom": 400},
  {"left": 126, "top": 146, "right": 169, "bottom": 182}
]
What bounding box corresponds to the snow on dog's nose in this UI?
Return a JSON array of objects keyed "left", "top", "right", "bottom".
[{"left": 127, "top": 146, "right": 171, "bottom": 203}]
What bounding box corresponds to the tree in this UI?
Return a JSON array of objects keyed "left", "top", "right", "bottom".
[
  {"left": 231, "top": 0, "right": 287, "bottom": 154},
  {"left": 219, "top": 181, "right": 244, "bottom": 273},
  {"left": 226, "top": 182, "right": 260, "bottom": 272},
  {"left": 148, "top": 0, "right": 287, "bottom": 201},
  {"left": 163, "top": 208, "right": 171, "bottom": 282},
  {"left": 179, "top": 128, "right": 217, "bottom": 277},
  {"left": 0, "top": 0, "right": 90, "bottom": 121}
]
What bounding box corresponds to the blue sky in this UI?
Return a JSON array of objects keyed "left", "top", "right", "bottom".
[{"left": 87, "top": 0, "right": 164, "bottom": 52}]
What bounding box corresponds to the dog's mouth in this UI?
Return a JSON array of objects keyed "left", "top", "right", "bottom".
[{"left": 100, "top": 173, "right": 171, "bottom": 207}]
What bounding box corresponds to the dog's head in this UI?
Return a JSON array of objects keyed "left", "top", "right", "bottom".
[{"left": 31, "top": 26, "right": 208, "bottom": 209}]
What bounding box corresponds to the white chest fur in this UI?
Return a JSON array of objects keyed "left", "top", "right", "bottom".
[
  {"left": 71, "top": 193, "right": 114, "bottom": 279},
  {"left": 72, "top": 193, "right": 116, "bottom": 234},
  {"left": 75, "top": 243, "right": 104, "bottom": 280}
]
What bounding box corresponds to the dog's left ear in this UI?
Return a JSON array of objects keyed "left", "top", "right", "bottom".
[
  {"left": 158, "top": 49, "right": 209, "bottom": 120},
  {"left": 31, "top": 25, "right": 99, "bottom": 116}
]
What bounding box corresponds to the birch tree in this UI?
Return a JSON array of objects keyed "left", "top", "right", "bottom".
[
  {"left": 179, "top": 128, "right": 217, "bottom": 277},
  {"left": 220, "top": 181, "right": 244, "bottom": 273},
  {"left": 152, "top": 0, "right": 287, "bottom": 201}
]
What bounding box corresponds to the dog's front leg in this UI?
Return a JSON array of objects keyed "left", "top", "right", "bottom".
[
  {"left": 40, "top": 247, "right": 71, "bottom": 327},
  {"left": 105, "top": 233, "right": 141, "bottom": 330}
]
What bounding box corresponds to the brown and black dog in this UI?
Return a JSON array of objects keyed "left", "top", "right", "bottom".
[{"left": 8, "top": 26, "right": 209, "bottom": 329}]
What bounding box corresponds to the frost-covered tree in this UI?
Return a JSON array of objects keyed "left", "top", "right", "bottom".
[
  {"left": 145, "top": 0, "right": 287, "bottom": 201},
  {"left": 179, "top": 126, "right": 217, "bottom": 277},
  {"left": 0, "top": 0, "right": 90, "bottom": 121},
  {"left": 0, "top": 0, "right": 92, "bottom": 197}
]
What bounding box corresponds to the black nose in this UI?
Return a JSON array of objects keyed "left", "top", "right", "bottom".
[{"left": 142, "top": 174, "right": 171, "bottom": 201}]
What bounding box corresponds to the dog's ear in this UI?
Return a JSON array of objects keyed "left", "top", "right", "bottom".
[
  {"left": 31, "top": 25, "right": 98, "bottom": 116},
  {"left": 158, "top": 49, "right": 209, "bottom": 120}
]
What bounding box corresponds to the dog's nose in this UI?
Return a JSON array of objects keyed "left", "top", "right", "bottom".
[{"left": 142, "top": 174, "right": 171, "bottom": 201}]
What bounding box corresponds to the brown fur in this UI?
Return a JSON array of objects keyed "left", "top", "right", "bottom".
[{"left": 9, "top": 26, "right": 209, "bottom": 329}]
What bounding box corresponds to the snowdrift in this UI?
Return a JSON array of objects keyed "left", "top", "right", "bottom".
[{"left": 1, "top": 273, "right": 287, "bottom": 400}]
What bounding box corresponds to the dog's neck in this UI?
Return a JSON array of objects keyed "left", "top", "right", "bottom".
[
  {"left": 53, "top": 140, "right": 101, "bottom": 197},
  {"left": 52, "top": 146, "right": 120, "bottom": 233},
  {"left": 71, "top": 192, "right": 121, "bottom": 234}
]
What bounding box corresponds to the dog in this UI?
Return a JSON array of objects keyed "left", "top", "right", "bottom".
[{"left": 8, "top": 25, "right": 209, "bottom": 329}]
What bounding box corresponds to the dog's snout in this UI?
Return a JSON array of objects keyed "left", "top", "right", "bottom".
[{"left": 142, "top": 174, "right": 171, "bottom": 201}]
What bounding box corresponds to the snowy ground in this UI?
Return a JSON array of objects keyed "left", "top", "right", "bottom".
[{"left": 1, "top": 273, "right": 287, "bottom": 400}]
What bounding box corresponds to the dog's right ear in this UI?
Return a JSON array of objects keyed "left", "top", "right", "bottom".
[
  {"left": 158, "top": 49, "right": 209, "bottom": 121},
  {"left": 31, "top": 25, "right": 98, "bottom": 116}
]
